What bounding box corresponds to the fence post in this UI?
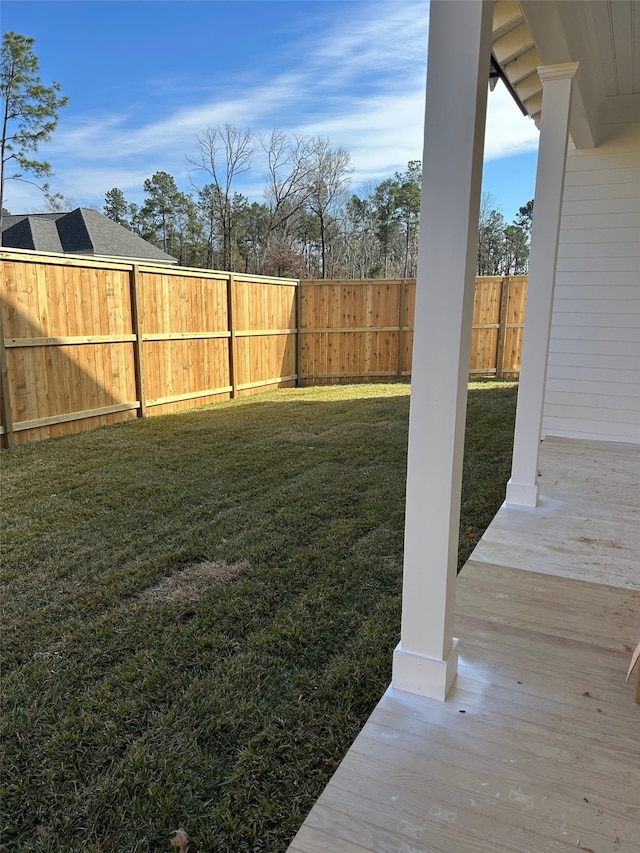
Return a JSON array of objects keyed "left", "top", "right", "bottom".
[
  {"left": 129, "top": 264, "right": 147, "bottom": 417},
  {"left": 0, "top": 308, "right": 15, "bottom": 448},
  {"left": 227, "top": 275, "right": 237, "bottom": 398},
  {"left": 397, "top": 279, "right": 407, "bottom": 379},
  {"left": 495, "top": 275, "right": 511, "bottom": 379},
  {"left": 296, "top": 281, "right": 302, "bottom": 387}
]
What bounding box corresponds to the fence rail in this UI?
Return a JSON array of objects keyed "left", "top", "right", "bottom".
[{"left": 0, "top": 248, "right": 526, "bottom": 446}]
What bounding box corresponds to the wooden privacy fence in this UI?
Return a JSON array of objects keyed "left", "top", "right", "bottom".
[
  {"left": 298, "top": 276, "right": 526, "bottom": 384},
  {"left": 0, "top": 249, "right": 297, "bottom": 446},
  {"left": 0, "top": 248, "right": 527, "bottom": 446}
]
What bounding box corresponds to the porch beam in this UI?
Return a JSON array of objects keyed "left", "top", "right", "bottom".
[
  {"left": 506, "top": 62, "right": 579, "bottom": 507},
  {"left": 392, "top": 0, "right": 493, "bottom": 701}
]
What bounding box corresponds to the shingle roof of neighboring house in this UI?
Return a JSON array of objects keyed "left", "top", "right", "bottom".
[
  {"left": 2, "top": 216, "right": 65, "bottom": 254},
  {"left": 1, "top": 208, "right": 177, "bottom": 264}
]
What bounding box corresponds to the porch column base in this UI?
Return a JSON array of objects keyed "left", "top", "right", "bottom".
[
  {"left": 392, "top": 638, "right": 459, "bottom": 700},
  {"left": 505, "top": 478, "right": 539, "bottom": 507}
]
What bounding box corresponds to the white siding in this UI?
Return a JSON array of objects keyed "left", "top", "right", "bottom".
[{"left": 542, "top": 121, "right": 640, "bottom": 444}]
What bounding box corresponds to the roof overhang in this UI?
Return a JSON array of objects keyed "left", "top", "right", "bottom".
[{"left": 492, "top": 0, "right": 640, "bottom": 148}]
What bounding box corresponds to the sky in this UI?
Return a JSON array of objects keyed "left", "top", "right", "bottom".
[{"left": 2, "top": 0, "right": 540, "bottom": 222}]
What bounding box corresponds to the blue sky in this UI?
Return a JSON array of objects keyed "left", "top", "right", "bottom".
[{"left": 2, "top": 0, "right": 539, "bottom": 221}]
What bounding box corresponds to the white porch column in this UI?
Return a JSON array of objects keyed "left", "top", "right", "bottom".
[
  {"left": 392, "top": 0, "right": 492, "bottom": 700},
  {"left": 506, "top": 63, "right": 579, "bottom": 507}
]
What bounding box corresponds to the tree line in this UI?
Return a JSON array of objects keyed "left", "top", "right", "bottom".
[{"left": 104, "top": 125, "right": 533, "bottom": 279}]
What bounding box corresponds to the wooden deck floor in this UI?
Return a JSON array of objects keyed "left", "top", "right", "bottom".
[{"left": 289, "top": 438, "right": 640, "bottom": 853}]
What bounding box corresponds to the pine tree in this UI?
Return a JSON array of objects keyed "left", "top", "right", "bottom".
[{"left": 1, "top": 31, "right": 68, "bottom": 235}]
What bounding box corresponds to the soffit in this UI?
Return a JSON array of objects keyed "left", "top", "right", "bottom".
[
  {"left": 492, "top": 0, "right": 543, "bottom": 125},
  {"left": 583, "top": 0, "right": 640, "bottom": 97},
  {"left": 492, "top": 0, "right": 640, "bottom": 146}
]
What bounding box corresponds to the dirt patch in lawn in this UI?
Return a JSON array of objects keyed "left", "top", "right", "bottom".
[
  {"left": 139, "top": 560, "right": 248, "bottom": 605},
  {"left": 351, "top": 527, "right": 402, "bottom": 572}
]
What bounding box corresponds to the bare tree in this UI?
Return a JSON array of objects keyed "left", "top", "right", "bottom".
[
  {"left": 338, "top": 194, "right": 378, "bottom": 278},
  {"left": 307, "top": 137, "right": 351, "bottom": 278},
  {"left": 36, "top": 190, "right": 79, "bottom": 212},
  {"left": 188, "top": 124, "right": 254, "bottom": 269},
  {"left": 259, "top": 130, "right": 314, "bottom": 271}
]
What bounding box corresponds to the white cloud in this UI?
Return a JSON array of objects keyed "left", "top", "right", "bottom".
[
  {"left": 305, "top": 0, "right": 429, "bottom": 83},
  {"left": 485, "top": 83, "right": 539, "bottom": 160},
  {"left": 292, "top": 90, "right": 427, "bottom": 184},
  {"left": 3, "top": 0, "right": 537, "bottom": 214}
]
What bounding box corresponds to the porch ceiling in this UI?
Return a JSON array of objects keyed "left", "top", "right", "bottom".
[{"left": 492, "top": 0, "right": 640, "bottom": 146}]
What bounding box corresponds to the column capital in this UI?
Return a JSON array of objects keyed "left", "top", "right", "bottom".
[{"left": 537, "top": 61, "right": 580, "bottom": 84}]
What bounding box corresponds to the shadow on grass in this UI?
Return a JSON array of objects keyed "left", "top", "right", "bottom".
[{"left": 0, "top": 381, "right": 517, "bottom": 853}]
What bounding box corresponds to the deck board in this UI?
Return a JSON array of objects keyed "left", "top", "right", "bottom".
[
  {"left": 289, "top": 438, "right": 640, "bottom": 853},
  {"left": 472, "top": 438, "right": 640, "bottom": 590}
]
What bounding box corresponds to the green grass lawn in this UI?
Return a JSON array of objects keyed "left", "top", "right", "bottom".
[{"left": 0, "top": 381, "right": 517, "bottom": 852}]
